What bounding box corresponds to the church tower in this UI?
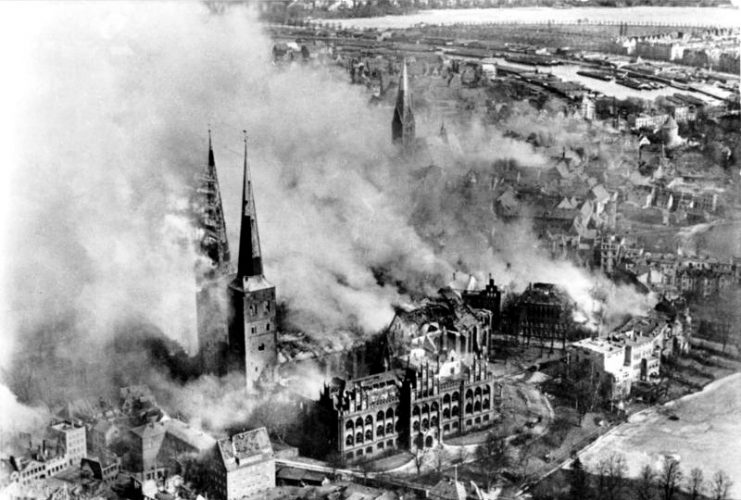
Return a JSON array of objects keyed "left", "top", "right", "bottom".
[
  {"left": 227, "top": 133, "right": 277, "bottom": 392},
  {"left": 194, "top": 131, "right": 232, "bottom": 373},
  {"left": 391, "top": 60, "right": 415, "bottom": 152}
]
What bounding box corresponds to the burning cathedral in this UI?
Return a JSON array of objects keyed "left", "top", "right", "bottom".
[
  {"left": 192, "top": 64, "right": 506, "bottom": 460},
  {"left": 193, "top": 132, "right": 276, "bottom": 393}
]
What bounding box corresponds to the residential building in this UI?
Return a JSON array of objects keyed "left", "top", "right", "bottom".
[
  {"left": 213, "top": 428, "right": 275, "bottom": 500},
  {"left": 50, "top": 421, "right": 87, "bottom": 467}
]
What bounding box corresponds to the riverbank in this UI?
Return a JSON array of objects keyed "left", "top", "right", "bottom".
[
  {"left": 329, "top": 6, "right": 740, "bottom": 29},
  {"left": 578, "top": 371, "right": 741, "bottom": 498}
]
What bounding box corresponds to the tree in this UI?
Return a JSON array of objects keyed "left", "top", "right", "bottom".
[
  {"left": 635, "top": 464, "right": 656, "bottom": 500},
  {"left": 545, "top": 417, "right": 572, "bottom": 448},
  {"left": 570, "top": 457, "right": 590, "bottom": 500},
  {"left": 476, "top": 432, "right": 510, "bottom": 489},
  {"left": 688, "top": 467, "right": 704, "bottom": 500},
  {"left": 568, "top": 359, "right": 606, "bottom": 425},
  {"left": 515, "top": 434, "right": 537, "bottom": 484},
  {"left": 658, "top": 456, "right": 683, "bottom": 500},
  {"left": 711, "top": 470, "right": 732, "bottom": 500},
  {"left": 413, "top": 447, "right": 428, "bottom": 476},
  {"left": 595, "top": 453, "right": 627, "bottom": 500}
]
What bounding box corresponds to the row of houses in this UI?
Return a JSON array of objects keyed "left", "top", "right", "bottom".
[
  {"left": 599, "top": 234, "right": 741, "bottom": 297},
  {"left": 616, "top": 30, "right": 740, "bottom": 73}
]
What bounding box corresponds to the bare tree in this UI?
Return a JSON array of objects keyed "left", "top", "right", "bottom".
[
  {"left": 688, "top": 467, "right": 704, "bottom": 500},
  {"left": 457, "top": 446, "right": 470, "bottom": 464},
  {"left": 635, "top": 464, "right": 656, "bottom": 500},
  {"left": 658, "top": 456, "right": 683, "bottom": 500},
  {"left": 476, "top": 431, "right": 511, "bottom": 489},
  {"left": 516, "top": 434, "right": 536, "bottom": 483},
  {"left": 413, "top": 447, "right": 428, "bottom": 476},
  {"left": 711, "top": 470, "right": 733, "bottom": 500},
  {"left": 594, "top": 453, "right": 628, "bottom": 500}
]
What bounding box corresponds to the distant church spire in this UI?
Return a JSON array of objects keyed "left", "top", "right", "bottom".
[
  {"left": 392, "top": 59, "right": 415, "bottom": 151},
  {"left": 236, "top": 132, "right": 263, "bottom": 279}
]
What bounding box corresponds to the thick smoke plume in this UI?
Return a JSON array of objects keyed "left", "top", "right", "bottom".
[{"left": 0, "top": 2, "right": 650, "bottom": 440}]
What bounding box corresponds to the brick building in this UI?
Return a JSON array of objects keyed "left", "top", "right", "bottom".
[{"left": 319, "top": 355, "right": 502, "bottom": 463}]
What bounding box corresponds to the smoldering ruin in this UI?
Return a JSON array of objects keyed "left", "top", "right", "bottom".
[{"left": 0, "top": 2, "right": 657, "bottom": 438}]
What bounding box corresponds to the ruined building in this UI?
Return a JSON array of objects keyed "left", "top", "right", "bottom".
[
  {"left": 462, "top": 276, "right": 503, "bottom": 338},
  {"left": 227, "top": 135, "right": 278, "bottom": 392},
  {"left": 386, "top": 288, "right": 494, "bottom": 364},
  {"left": 391, "top": 60, "right": 415, "bottom": 152},
  {"left": 194, "top": 132, "right": 233, "bottom": 373},
  {"left": 317, "top": 286, "right": 503, "bottom": 463},
  {"left": 504, "top": 283, "right": 576, "bottom": 351}
]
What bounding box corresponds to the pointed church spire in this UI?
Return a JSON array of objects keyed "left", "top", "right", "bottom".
[
  {"left": 208, "top": 128, "right": 215, "bottom": 168},
  {"left": 195, "top": 130, "right": 231, "bottom": 277},
  {"left": 236, "top": 131, "right": 263, "bottom": 279},
  {"left": 392, "top": 59, "right": 415, "bottom": 150}
]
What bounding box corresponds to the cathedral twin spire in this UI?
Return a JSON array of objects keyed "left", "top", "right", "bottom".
[
  {"left": 200, "top": 130, "right": 264, "bottom": 282},
  {"left": 195, "top": 130, "right": 231, "bottom": 278},
  {"left": 236, "top": 131, "right": 264, "bottom": 280}
]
